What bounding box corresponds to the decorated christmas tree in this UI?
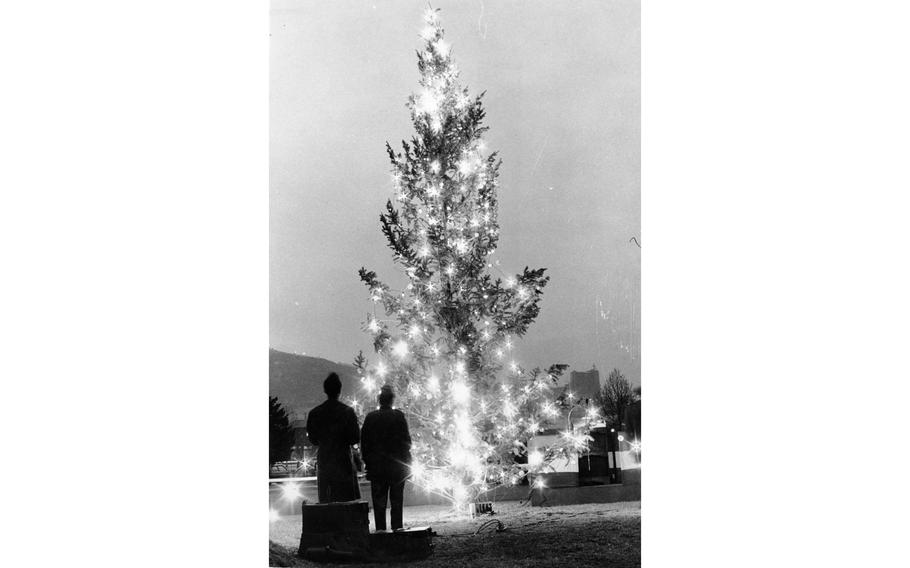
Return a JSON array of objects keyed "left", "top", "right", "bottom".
[{"left": 351, "top": 7, "right": 599, "bottom": 509}]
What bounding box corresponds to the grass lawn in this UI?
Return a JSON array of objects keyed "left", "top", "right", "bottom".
[{"left": 270, "top": 500, "right": 640, "bottom": 567}]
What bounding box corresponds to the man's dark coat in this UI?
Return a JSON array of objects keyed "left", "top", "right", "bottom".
[{"left": 360, "top": 405, "right": 412, "bottom": 483}]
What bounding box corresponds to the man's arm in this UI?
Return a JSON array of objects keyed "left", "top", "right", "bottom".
[
  {"left": 346, "top": 407, "right": 360, "bottom": 446},
  {"left": 360, "top": 413, "right": 373, "bottom": 463},
  {"left": 306, "top": 409, "right": 319, "bottom": 446},
  {"left": 397, "top": 411, "right": 412, "bottom": 458}
]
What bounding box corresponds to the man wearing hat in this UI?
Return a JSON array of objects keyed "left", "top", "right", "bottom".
[
  {"left": 305, "top": 372, "right": 361, "bottom": 502},
  {"left": 360, "top": 384, "right": 412, "bottom": 532}
]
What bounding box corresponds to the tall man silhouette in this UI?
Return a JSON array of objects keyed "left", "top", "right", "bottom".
[
  {"left": 305, "top": 372, "right": 361, "bottom": 503},
  {"left": 360, "top": 385, "right": 412, "bottom": 532}
]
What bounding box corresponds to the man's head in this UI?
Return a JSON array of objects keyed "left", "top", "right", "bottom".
[
  {"left": 379, "top": 384, "right": 394, "bottom": 407},
  {"left": 323, "top": 372, "right": 342, "bottom": 399}
]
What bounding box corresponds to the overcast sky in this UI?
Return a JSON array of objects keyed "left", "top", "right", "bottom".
[{"left": 270, "top": 0, "right": 640, "bottom": 385}]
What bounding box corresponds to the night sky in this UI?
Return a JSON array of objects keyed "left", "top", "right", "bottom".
[{"left": 270, "top": 0, "right": 640, "bottom": 385}]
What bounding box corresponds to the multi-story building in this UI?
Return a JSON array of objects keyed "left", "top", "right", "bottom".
[{"left": 568, "top": 365, "right": 601, "bottom": 404}]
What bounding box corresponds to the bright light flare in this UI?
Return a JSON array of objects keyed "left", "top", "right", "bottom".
[
  {"left": 281, "top": 483, "right": 301, "bottom": 501},
  {"left": 416, "top": 89, "right": 439, "bottom": 116},
  {"left": 451, "top": 381, "right": 470, "bottom": 404},
  {"left": 393, "top": 339, "right": 409, "bottom": 358},
  {"left": 434, "top": 39, "right": 450, "bottom": 58}
]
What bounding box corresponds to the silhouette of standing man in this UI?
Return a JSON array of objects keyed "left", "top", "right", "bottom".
[
  {"left": 360, "top": 385, "right": 412, "bottom": 532},
  {"left": 305, "top": 372, "right": 361, "bottom": 503}
]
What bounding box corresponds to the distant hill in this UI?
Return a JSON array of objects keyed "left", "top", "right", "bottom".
[{"left": 269, "top": 349, "right": 358, "bottom": 420}]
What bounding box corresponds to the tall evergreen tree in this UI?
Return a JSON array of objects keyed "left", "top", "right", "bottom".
[
  {"left": 269, "top": 396, "right": 295, "bottom": 467},
  {"left": 352, "top": 8, "right": 597, "bottom": 507}
]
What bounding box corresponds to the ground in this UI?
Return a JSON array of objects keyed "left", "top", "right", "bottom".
[{"left": 269, "top": 500, "right": 641, "bottom": 567}]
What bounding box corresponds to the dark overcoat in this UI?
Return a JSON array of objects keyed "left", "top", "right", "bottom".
[
  {"left": 305, "top": 398, "right": 361, "bottom": 502},
  {"left": 360, "top": 406, "right": 412, "bottom": 483}
]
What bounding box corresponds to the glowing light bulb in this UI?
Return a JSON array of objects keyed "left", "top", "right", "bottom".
[
  {"left": 409, "top": 324, "right": 421, "bottom": 338},
  {"left": 445, "top": 265, "right": 455, "bottom": 276},
  {"left": 368, "top": 319, "right": 380, "bottom": 333},
  {"left": 529, "top": 450, "right": 543, "bottom": 467},
  {"left": 455, "top": 361, "right": 465, "bottom": 373},
  {"left": 410, "top": 461, "right": 425, "bottom": 479},
  {"left": 451, "top": 382, "right": 470, "bottom": 404},
  {"left": 528, "top": 422, "right": 540, "bottom": 433},
  {"left": 431, "top": 345, "right": 440, "bottom": 357},
  {"left": 416, "top": 89, "right": 439, "bottom": 116},
  {"left": 457, "top": 159, "right": 473, "bottom": 176},
  {"left": 393, "top": 340, "right": 409, "bottom": 358},
  {"left": 495, "top": 349, "right": 503, "bottom": 358},
  {"left": 376, "top": 362, "right": 387, "bottom": 377},
  {"left": 430, "top": 160, "right": 441, "bottom": 174},
  {"left": 427, "top": 184, "right": 440, "bottom": 197},
  {"left": 510, "top": 361, "right": 519, "bottom": 373},
  {"left": 434, "top": 39, "right": 450, "bottom": 58}
]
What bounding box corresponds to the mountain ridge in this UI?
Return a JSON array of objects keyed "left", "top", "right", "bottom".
[{"left": 269, "top": 348, "right": 359, "bottom": 420}]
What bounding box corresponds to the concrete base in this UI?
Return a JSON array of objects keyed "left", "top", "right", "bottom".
[{"left": 296, "top": 500, "right": 434, "bottom": 563}]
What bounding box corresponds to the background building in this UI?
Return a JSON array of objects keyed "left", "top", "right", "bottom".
[{"left": 568, "top": 366, "right": 601, "bottom": 404}]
